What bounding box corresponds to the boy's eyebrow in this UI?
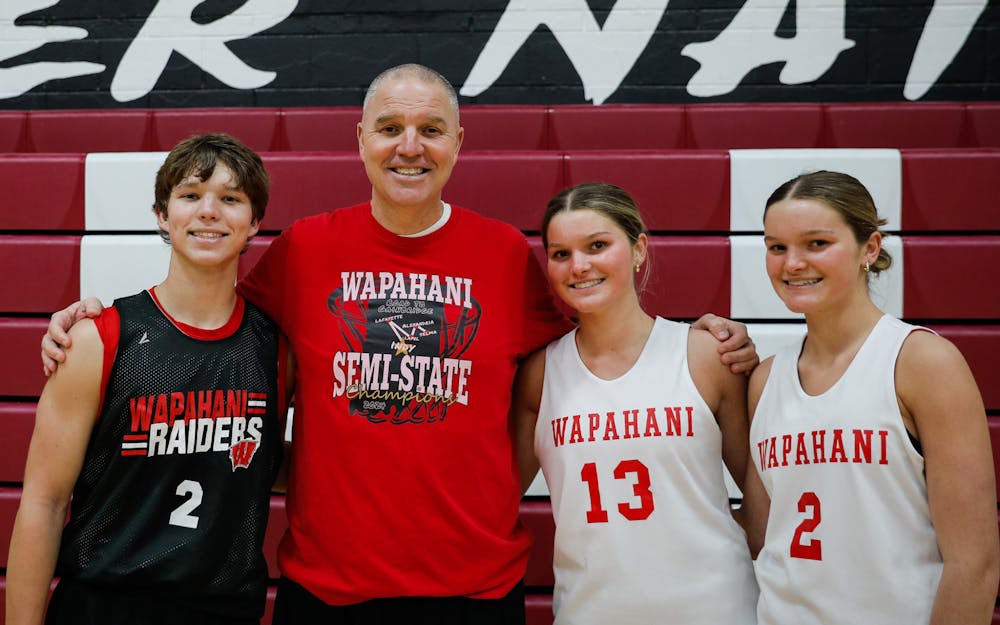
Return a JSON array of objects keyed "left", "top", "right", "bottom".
[{"left": 173, "top": 178, "right": 246, "bottom": 192}]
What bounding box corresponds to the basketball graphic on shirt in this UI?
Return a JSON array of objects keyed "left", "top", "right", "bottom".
[{"left": 328, "top": 271, "right": 481, "bottom": 425}]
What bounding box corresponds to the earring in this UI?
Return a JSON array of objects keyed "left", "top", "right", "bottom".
[
  {"left": 634, "top": 262, "right": 641, "bottom": 274},
  {"left": 864, "top": 259, "right": 870, "bottom": 273}
]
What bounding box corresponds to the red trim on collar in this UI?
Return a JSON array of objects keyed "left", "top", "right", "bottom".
[{"left": 147, "top": 288, "right": 245, "bottom": 340}]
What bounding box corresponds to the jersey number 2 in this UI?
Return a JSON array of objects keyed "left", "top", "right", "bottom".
[
  {"left": 581, "top": 460, "right": 654, "bottom": 523},
  {"left": 169, "top": 480, "right": 203, "bottom": 529},
  {"left": 790, "top": 491, "right": 822, "bottom": 560}
]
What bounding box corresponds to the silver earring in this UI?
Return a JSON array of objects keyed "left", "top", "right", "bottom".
[
  {"left": 634, "top": 262, "right": 641, "bottom": 274},
  {"left": 864, "top": 259, "right": 870, "bottom": 273}
]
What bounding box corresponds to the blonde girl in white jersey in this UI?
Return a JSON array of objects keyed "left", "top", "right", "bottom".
[
  {"left": 512, "top": 182, "right": 758, "bottom": 625},
  {"left": 741, "top": 170, "right": 998, "bottom": 625}
]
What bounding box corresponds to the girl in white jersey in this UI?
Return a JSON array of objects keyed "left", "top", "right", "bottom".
[
  {"left": 511, "top": 182, "right": 758, "bottom": 625},
  {"left": 741, "top": 170, "right": 998, "bottom": 625}
]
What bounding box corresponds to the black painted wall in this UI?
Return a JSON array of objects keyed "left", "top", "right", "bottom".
[{"left": 1, "top": 0, "right": 997, "bottom": 109}]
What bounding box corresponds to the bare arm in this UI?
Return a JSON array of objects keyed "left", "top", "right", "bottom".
[
  {"left": 511, "top": 349, "right": 546, "bottom": 494},
  {"left": 715, "top": 353, "right": 749, "bottom": 490},
  {"left": 687, "top": 327, "right": 749, "bottom": 488},
  {"left": 7, "top": 320, "right": 103, "bottom": 625},
  {"left": 40, "top": 297, "right": 105, "bottom": 376},
  {"left": 897, "top": 332, "right": 999, "bottom": 625},
  {"left": 733, "top": 356, "right": 774, "bottom": 558},
  {"left": 691, "top": 313, "right": 759, "bottom": 375}
]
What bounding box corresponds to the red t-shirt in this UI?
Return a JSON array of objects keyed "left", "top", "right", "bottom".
[{"left": 238, "top": 202, "right": 569, "bottom": 605}]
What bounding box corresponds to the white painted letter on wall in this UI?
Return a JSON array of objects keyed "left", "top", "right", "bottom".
[
  {"left": 461, "top": 0, "right": 669, "bottom": 105},
  {"left": 905, "top": 0, "right": 987, "bottom": 100},
  {"left": 681, "top": 0, "right": 855, "bottom": 97},
  {"left": 110, "top": 0, "right": 296, "bottom": 102},
  {"left": 0, "top": 0, "right": 105, "bottom": 99}
]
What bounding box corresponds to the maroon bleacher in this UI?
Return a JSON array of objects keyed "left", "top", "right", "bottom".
[
  {"left": 643, "top": 237, "right": 731, "bottom": 318},
  {"left": 0, "top": 149, "right": 995, "bottom": 403},
  {"left": 563, "top": 151, "right": 730, "bottom": 231},
  {"left": 932, "top": 327, "right": 1000, "bottom": 414},
  {"left": 967, "top": 102, "right": 1000, "bottom": 147},
  {"left": 0, "top": 488, "right": 17, "bottom": 567},
  {"left": 0, "top": 154, "right": 85, "bottom": 230},
  {"left": 3, "top": 324, "right": 996, "bottom": 414},
  {"left": 262, "top": 495, "right": 287, "bottom": 580},
  {"left": 548, "top": 104, "right": 687, "bottom": 150},
  {"left": 0, "top": 403, "right": 35, "bottom": 484},
  {"left": 262, "top": 586, "right": 277, "bottom": 625},
  {"left": 685, "top": 103, "right": 825, "bottom": 149},
  {"left": 0, "top": 102, "right": 997, "bottom": 625},
  {"left": 0, "top": 235, "right": 81, "bottom": 314},
  {"left": 520, "top": 500, "right": 556, "bottom": 588},
  {"left": 527, "top": 235, "right": 731, "bottom": 320},
  {"left": 282, "top": 104, "right": 552, "bottom": 152},
  {"left": 1, "top": 149, "right": 995, "bottom": 236},
  {"left": 26, "top": 110, "right": 152, "bottom": 153},
  {"left": 904, "top": 237, "right": 1000, "bottom": 319},
  {"left": 901, "top": 149, "right": 1000, "bottom": 230},
  {"left": 280, "top": 107, "right": 364, "bottom": 152},
  {"left": 459, "top": 106, "right": 551, "bottom": 151},
  {"left": 525, "top": 594, "right": 554, "bottom": 625},
  {"left": 241, "top": 236, "right": 277, "bottom": 278},
  {"left": 826, "top": 102, "right": 969, "bottom": 148},
  {"left": 446, "top": 152, "right": 565, "bottom": 230},
  {"left": 2, "top": 102, "right": 998, "bottom": 154},
  {"left": 260, "top": 153, "right": 371, "bottom": 229},
  {"left": 0, "top": 319, "right": 48, "bottom": 398},
  {"left": 152, "top": 108, "right": 283, "bottom": 153},
  {"left": 0, "top": 112, "right": 26, "bottom": 153},
  {"left": 260, "top": 152, "right": 566, "bottom": 231}
]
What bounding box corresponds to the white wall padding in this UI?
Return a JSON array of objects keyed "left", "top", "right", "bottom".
[
  {"left": 85, "top": 152, "right": 168, "bottom": 231},
  {"left": 80, "top": 234, "right": 171, "bottom": 305},
  {"left": 729, "top": 148, "right": 901, "bottom": 232},
  {"left": 730, "top": 235, "right": 903, "bottom": 319}
]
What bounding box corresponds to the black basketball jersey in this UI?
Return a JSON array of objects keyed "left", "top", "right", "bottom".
[{"left": 56, "top": 290, "right": 282, "bottom": 619}]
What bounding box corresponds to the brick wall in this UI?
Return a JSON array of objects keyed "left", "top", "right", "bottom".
[{"left": 2, "top": 1, "right": 997, "bottom": 108}]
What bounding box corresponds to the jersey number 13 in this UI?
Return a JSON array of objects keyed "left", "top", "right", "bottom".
[{"left": 580, "top": 460, "right": 654, "bottom": 523}]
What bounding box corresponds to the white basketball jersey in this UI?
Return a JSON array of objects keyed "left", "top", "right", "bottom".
[
  {"left": 536, "top": 318, "right": 757, "bottom": 625},
  {"left": 751, "top": 315, "right": 942, "bottom": 625}
]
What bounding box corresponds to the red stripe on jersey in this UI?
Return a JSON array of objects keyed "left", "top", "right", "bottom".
[{"left": 92, "top": 305, "right": 121, "bottom": 421}]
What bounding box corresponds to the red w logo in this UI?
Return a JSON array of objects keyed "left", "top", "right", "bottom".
[{"left": 230, "top": 438, "right": 259, "bottom": 470}]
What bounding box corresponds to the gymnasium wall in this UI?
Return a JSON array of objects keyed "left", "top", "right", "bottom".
[
  {"left": 2, "top": 1, "right": 997, "bottom": 108},
  {"left": 1, "top": 2, "right": 999, "bottom": 624},
  {"left": 0, "top": 102, "right": 998, "bottom": 624}
]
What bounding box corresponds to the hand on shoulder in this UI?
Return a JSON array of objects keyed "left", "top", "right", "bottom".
[
  {"left": 688, "top": 327, "right": 747, "bottom": 411},
  {"left": 49, "top": 317, "right": 103, "bottom": 381}
]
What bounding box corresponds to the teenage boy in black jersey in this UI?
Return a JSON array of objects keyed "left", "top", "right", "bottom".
[{"left": 6, "top": 133, "right": 290, "bottom": 625}]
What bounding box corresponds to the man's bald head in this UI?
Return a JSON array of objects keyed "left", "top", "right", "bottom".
[{"left": 363, "top": 64, "right": 459, "bottom": 122}]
